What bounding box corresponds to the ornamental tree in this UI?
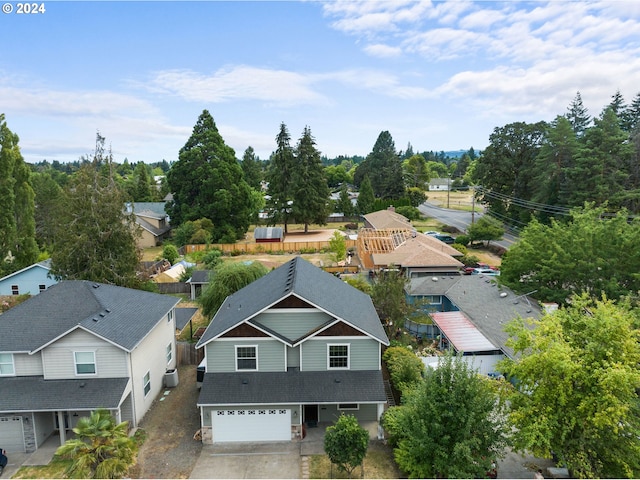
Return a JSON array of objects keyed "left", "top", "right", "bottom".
[{"left": 324, "top": 414, "right": 369, "bottom": 479}]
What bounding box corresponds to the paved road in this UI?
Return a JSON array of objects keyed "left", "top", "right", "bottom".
[{"left": 418, "top": 202, "right": 518, "bottom": 250}]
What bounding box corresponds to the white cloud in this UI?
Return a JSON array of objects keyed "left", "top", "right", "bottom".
[
  {"left": 146, "top": 66, "right": 327, "bottom": 106},
  {"left": 364, "top": 43, "right": 403, "bottom": 58}
]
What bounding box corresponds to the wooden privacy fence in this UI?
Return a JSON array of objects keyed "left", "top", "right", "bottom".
[
  {"left": 156, "top": 282, "right": 190, "bottom": 295},
  {"left": 177, "top": 341, "right": 204, "bottom": 366},
  {"left": 184, "top": 239, "right": 357, "bottom": 254}
]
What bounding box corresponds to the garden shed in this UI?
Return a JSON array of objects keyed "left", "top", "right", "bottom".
[{"left": 254, "top": 227, "right": 284, "bottom": 243}]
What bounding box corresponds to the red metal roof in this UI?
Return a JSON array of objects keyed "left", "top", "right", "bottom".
[{"left": 430, "top": 311, "right": 497, "bottom": 353}]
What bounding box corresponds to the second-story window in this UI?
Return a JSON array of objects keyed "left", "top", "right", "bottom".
[
  {"left": 74, "top": 351, "right": 96, "bottom": 375},
  {"left": 328, "top": 344, "right": 349, "bottom": 369},
  {"left": 236, "top": 346, "right": 257, "bottom": 371},
  {"left": 0, "top": 353, "right": 15, "bottom": 376},
  {"left": 166, "top": 343, "right": 173, "bottom": 364}
]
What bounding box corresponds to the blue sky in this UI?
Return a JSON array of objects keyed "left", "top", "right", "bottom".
[{"left": 2, "top": 1, "right": 640, "bottom": 164}]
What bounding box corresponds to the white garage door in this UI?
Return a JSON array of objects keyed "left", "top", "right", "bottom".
[
  {"left": 212, "top": 408, "right": 290, "bottom": 442},
  {"left": 0, "top": 416, "right": 25, "bottom": 453}
]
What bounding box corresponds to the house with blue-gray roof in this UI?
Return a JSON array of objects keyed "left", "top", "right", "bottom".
[
  {"left": 195, "top": 256, "right": 390, "bottom": 443},
  {"left": 0, "top": 281, "right": 180, "bottom": 453}
]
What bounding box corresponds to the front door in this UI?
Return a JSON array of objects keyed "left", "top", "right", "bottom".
[{"left": 303, "top": 404, "right": 318, "bottom": 426}]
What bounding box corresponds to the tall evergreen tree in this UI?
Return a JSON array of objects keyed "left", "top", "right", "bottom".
[
  {"left": 0, "top": 114, "right": 38, "bottom": 276},
  {"left": 356, "top": 175, "right": 375, "bottom": 215},
  {"left": 608, "top": 89, "right": 626, "bottom": 117},
  {"left": 622, "top": 92, "right": 640, "bottom": 133},
  {"left": 50, "top": 143, "right": 141, "bottom": 288},
  {"left": 133, "top": 162, "right": 154, "bottom": 202},
  {"left": 336, "top": 182, "right": 354, "bottom": 216},
  {"left": 31, "top": 171, "right": 63, "bottom": 250},
  {"left": 265, "top": 122, "right": 296, "bottom": 233},
  {"left": 241, "top": 146, "right": 263, "bottom": 190},
  {"left": 566, "top": 91, "right": 591, "bottom": 137},
  {"left": 570, "top": 107, "right": 633, "bottom": 208},
  {"left": 290, "top": 126, "right": 330, "bottom": 233},
  {"left": 532, "top": 116, "right": 579, "bottom": 217},
  {"left": 166, "top": 110, "right": 254, "bottom": 242},
  {"left": 354, "top": 131, "right": 404, "bottom": 199}
]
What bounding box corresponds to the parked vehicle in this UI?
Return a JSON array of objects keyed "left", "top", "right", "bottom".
[
  {"left": 471, "top": 268, "right": 500, "bottom": 276},
  {"left": 434, "top": 234, "right": 455, "bottom": 244}
]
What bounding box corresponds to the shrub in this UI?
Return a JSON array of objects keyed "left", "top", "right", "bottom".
[
  {"left": 395, "top": 206, "right": 422, "bottom": 221},
  {"left": 454, "top": 234, "right": 470, "bottom": 246},
  {"left": 203, "top": 249, "right": 223, "bottom": 269},
  {"left": 383, "top": 346, "right": 424, "bottom": 399},
  {"left": 162, "top": 244, "right": 179, "bottom": 264}
]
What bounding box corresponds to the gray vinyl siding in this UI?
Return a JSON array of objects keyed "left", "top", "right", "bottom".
[
  {"left": 253, "top": 310, "right": 331, "bottom": 339},
  {"left": 301, "top": 338, "right": 380, "bottom": 371},
  {"left": 41, "top": 329, "right": 128, "bottom": 379},
  {"left": 287, "top": 345, "right": 300, "bottom": 369},
  {"left": 206, "top": 339, "right": 286, "bottom": 373},
  {"left": 319, "top": 403, "right": 379, "bottom": 423},
  {"left": 13, "top": 352, "right": 44, "bottom": 376}
]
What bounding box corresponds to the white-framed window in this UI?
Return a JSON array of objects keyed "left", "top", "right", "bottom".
[
  {"left": 424, "top": 295, "right": 442, "bottom": 305},
  {"left": 166, "top": 343, "right": 173, "bottom": 364},
  {"left": 0, "top": 353, "right": 15, "bottom": 376},
  {"left": 328, "top": 344, "right": 349, "bottom": 369},
  {"left": 38, "top": 284, "right": 46, "bottom": 292},
  {"left": 338, "top": 403, "right": 359, "bottom": 410},
  {"left": 74, "top": 351, "right": 96, "bottom": 375},
  {"left": 143, "top": 371, "right": 151, "bottom": 396},
  {"left": 167, "top": 310, "right": 174, "bottom": 324},
  {"left": 235, "top": 345, "right": 257, "bottom": 371}
]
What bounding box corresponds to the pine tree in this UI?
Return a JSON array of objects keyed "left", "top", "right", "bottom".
[
  {"left": 356, "top": 175, "right": 375, "bottom": 215},
  {"left": 265, "top": 123, "right": 296, "bottom": 233},
  {"left": 166, "top": 110, "right": 254, "bottom": 242},
  {"left": 566, "top": 91, "right": 591, "bottom": 137},
  {"left": 241, "top": 146, "right": 263, "bottom": 190},
  {"left": 0, "top": 114, "right": 38, "bottom": 277},
  {"left": 290, "top": 126, "right": 330, "bottom": 233},
  {"left": 337, "top": 183, "right": 354, "bottom": 216}
]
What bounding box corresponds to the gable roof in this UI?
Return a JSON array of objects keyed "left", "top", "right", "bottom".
[
  {"left": 132, "top": 202, "right": 168, "bottom": 218},
  {"left": 196, "top": 257, "right": 389, "bottom": 348},
  {"left": 0, "top": 259, "right": 52, "bottom": 283},
  {"left": 189, "top": 270, "right": 212, "bottom": 284},
  {"left": 363, "top": 209, "right": 413, "bottom": 230},
  {"left": 0, "top": 280, "right": 180, "bottom": 353}
]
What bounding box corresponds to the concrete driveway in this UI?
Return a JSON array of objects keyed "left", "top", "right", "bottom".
[{"left": 189, "top": 441, "right": 303, "bottom": 479}]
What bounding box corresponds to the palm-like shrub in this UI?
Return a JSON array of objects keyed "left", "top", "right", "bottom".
[{"left": 55, "top": 409, "right": 137, "bottom": 479}]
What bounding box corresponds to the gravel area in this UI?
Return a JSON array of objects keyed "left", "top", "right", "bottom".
[{"left": 129, "top": 365, "right": 202, "bottom": 479}]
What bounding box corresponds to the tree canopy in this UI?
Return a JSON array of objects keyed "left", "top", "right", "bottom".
[
  {"left": 467, "top": 215, "right": 504, "bottom": 246},
  {"left": 0, "top": 114, "right": 38, "bottom": 277},
  {"left": 265, "top": 122, "right": 296, "bottom": 233},
  {"left": 384, "top": 353, "right": 510, "bottom": 478},
  {"left": 501, "top": 294, "right": 640, "bottom": 478},
  {"left": 199, "top": 261, "right": 268, "bottom": 318},
  {"left": 499, "top": 204, "right": 640, "bottom": 304},
  {"left": 324, "top": 414, "right": 369, "bottom": 479},
  {"left": 354, "top": 131, "right": 405, "bottom": 199},
  {"left": 166, "top": 110, "right": 254, "bottom": 242},
  {"left": 50, "top": 141, "right": 142, "bottom": 288}
]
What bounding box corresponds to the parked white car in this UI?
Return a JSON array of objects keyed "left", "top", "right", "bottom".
[{"left": 471, "top": 268, "right": 500, "bottom": 276}]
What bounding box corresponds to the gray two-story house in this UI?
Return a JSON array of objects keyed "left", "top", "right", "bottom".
[
  {"left": 196, "top": 257, "right": 390, "bottom": 443},
  {"left": 0, "top": 281, "right": 180, "bottom": 453}
]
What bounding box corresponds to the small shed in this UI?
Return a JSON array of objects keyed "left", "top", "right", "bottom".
[{"left": 254, "top": 227, "right": 284, "bottom": 243}]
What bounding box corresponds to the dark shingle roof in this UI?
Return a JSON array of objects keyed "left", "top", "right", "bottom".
[
  {"left": 444, "top": 276, "right": 542, "bottom": 358},
  {"left": 0, "top": 376, "right": 129, "bottom": 412},
  {"left": 189, "top": 270, "right": 213, "bottom": 284},
  {"left": 196, "top": 257, "right": 388, "bottom": 347},
  {"left": 175, "top": 307, "right": 198, "bottom": 331},
  {"left": 0, "top": 281, "right": 180, "bottom": 353},
  {"left": 197, "top": 370, "right": 386, "bottom": 406}
]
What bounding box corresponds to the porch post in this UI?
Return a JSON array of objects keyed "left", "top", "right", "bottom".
[{"left": 57, "top": 412, "right": 66, "bottom": 445}]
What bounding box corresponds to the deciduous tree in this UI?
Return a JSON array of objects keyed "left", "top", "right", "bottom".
[
  {"left": 199, "top": 261, "right": 268, "bottom": 318},
  {"left": 324, "top": 414, "right": 369, "bottom": 479},
  {"left": 384, "top": 353, "right": 509, "bottom": 479},
  {"left": 501, "top": 294, "right": 640, "bottom": 479},
  {"left": 499, "top": 204, "right": 640, "bottom": 304},
  {"left": 467, "top": 216, "right": 504, "bottom": 246}
]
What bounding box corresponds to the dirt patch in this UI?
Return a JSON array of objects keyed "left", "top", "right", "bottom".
[{"left": 130, "top": 365, "right": 202, "bottom": 479}]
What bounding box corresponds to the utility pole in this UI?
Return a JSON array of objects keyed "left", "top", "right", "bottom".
[
  {"left": 471, "top": 186, "right": 476, "bottom": 224},
  {"left": 447, "top": 175, "right": 451, "bottom": 209}
]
